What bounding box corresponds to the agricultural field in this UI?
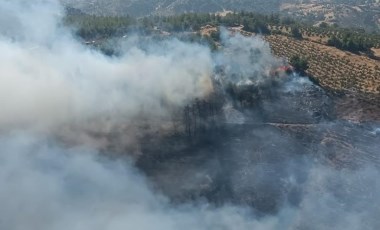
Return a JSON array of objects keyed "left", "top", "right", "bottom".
[
  {"left": 264, "top": 34, "right": 380, "bottom": 121},
  {"left": 280, "top": 0, "right": 380, "bottom": 32},
  {"left": 199, "top": 22, "right": 380, "bottom": 97},
  {"left": 63, "top": 11, "right": 380, "bottom": 121},
  {"left": 265, "top": 35, "right": 380, "bottom": 95}
]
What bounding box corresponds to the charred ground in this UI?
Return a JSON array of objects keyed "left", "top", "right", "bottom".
[{"left": 136, "top": 71, "right": 380, "bottom": 215}]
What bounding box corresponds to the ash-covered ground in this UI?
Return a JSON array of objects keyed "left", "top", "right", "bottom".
[{"left": 137, "top": 74, "right": 380, "bottom": 217}]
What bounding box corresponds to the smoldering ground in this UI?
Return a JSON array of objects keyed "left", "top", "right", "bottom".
[
  {"left": 1, "top": 1, "right": 380, "bottom": 229},
  {"left": 2, "top": 126, "right": 380, "bottom": 230}
]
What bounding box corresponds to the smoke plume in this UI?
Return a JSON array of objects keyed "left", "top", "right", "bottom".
[
  {"left": 1, "top": 1, "right": 380, "bottom": 230},
  {"left": 0, "top": 0, "right": 212, "bottom": 135}
]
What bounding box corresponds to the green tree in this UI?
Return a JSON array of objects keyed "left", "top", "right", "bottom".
[
  {"left": 291, "top": 27, "right": 303, "bottom": 39},
  {"left": 290, "top": 55, "right": 309, "bottom": 74}
]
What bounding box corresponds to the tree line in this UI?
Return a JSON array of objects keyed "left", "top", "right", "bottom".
[{"left": 64, "top": 10, "right": 380, "bottom": 56}]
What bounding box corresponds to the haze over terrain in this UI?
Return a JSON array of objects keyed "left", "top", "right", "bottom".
[
  {"left": 61, "top": 0, "right": 380, "bottom": 31},
  {"left": 1, "top": 0, "right": 380, "bottom": 230},
  {"left": 61, "top": 0, "right": 281, "bottom": 16}
]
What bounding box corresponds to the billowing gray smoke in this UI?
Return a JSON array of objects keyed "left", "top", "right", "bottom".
[
  {"left": 0, "top": 0, "right": 212, "bottom": 135},
  {"left": 215, "top": 28, "right": 281, "bottom": 85},
  {"left": 0, "top": 135, "right": 274, "bottom": 230},
  {"left": 1, "top": 1, "right": 380, "bottom": 230},
  {"left": 0, "top": 0, "right": 215, "bottom": 153}
]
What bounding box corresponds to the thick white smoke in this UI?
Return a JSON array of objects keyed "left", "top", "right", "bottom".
[
  {"left": 0, "top": 0, "right": 213, "bottom": 134},
  {"left": 1, "top": 133, "right": 379, "bottom": 230},
  {"left": 1, "top": 1, "right": 380, "bottom": 230},
  {"left": 214, "top": 28, "right": 282, "bottom": 85},
  {"left": 0, "top": 134, "right": 291, "bottom": 230}
]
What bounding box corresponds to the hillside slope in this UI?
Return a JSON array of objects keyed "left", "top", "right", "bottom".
[
  {"left": 282, "top": 0, "right": 380, "bottom": 31},
  {"left": 61, "top": 0, "right": 380, "bottom": 31},
  {"left": 60, "top": 0, "right": 281, "bottom": 16}
]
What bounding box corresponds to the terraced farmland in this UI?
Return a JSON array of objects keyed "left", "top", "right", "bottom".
[
  {"left": 264, "top": 34, "right": 380, "bottom": 121},
  {"left": 265, "top": 35, "right": 380, "bottom": 96}
]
